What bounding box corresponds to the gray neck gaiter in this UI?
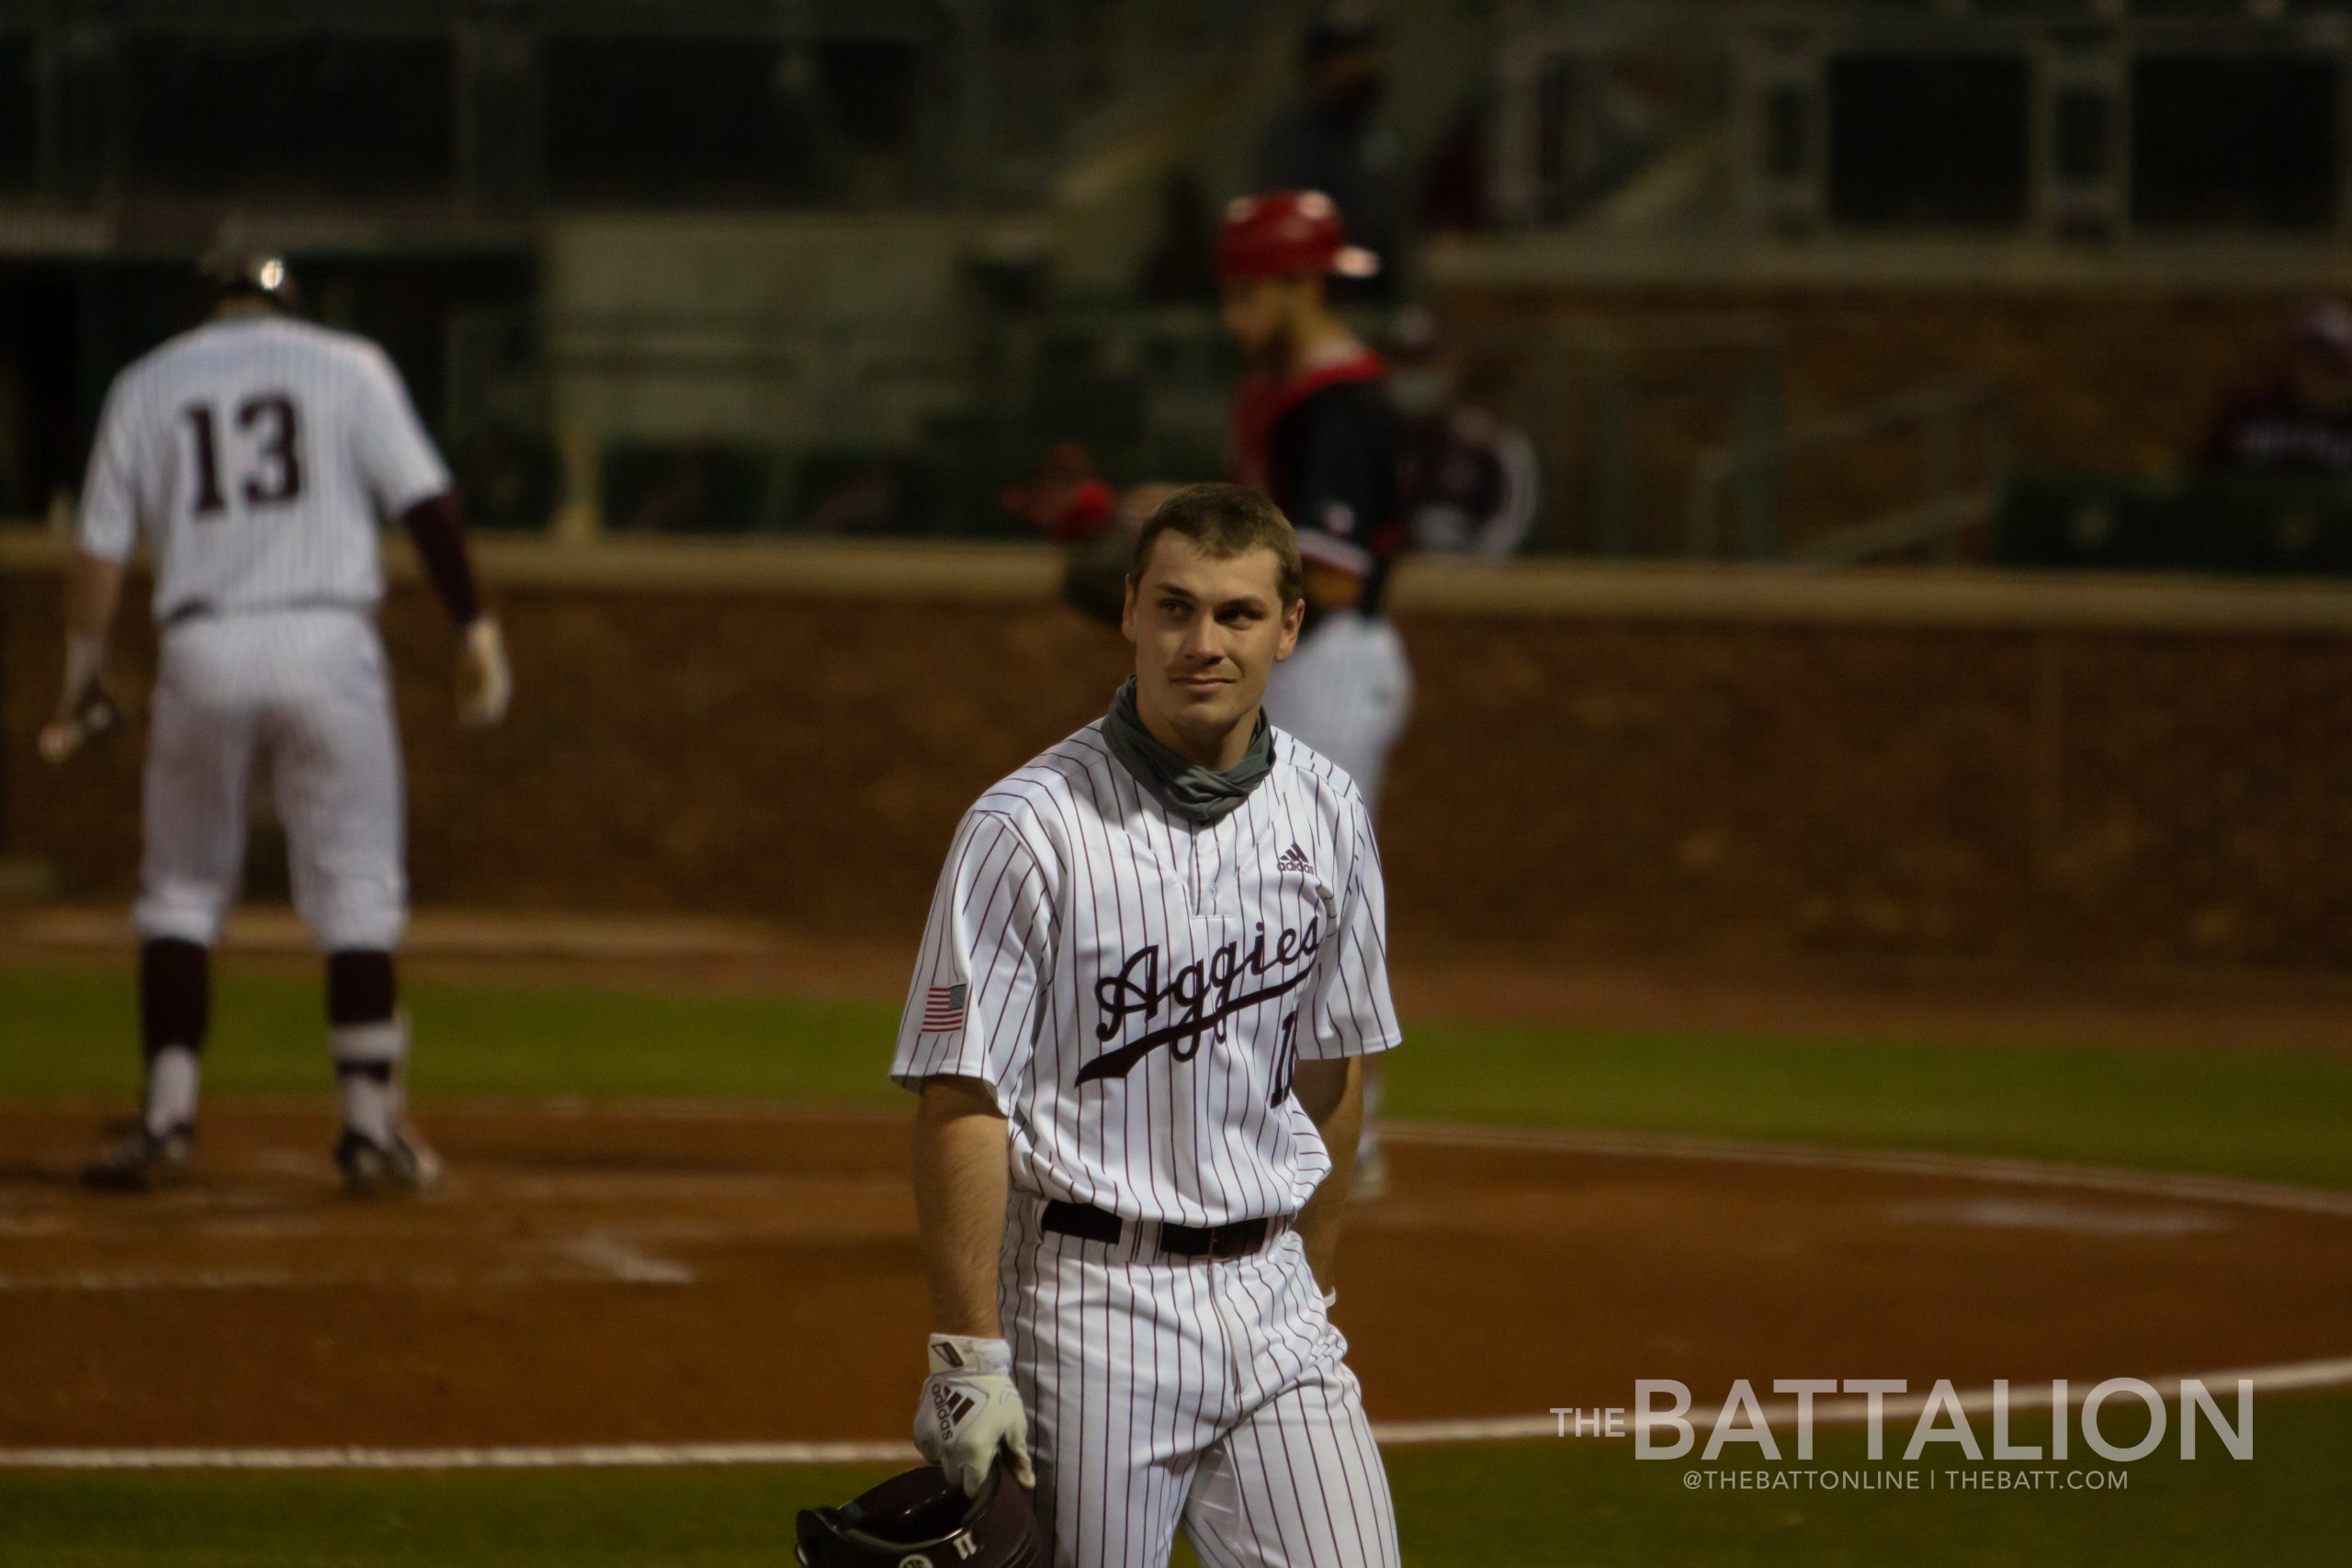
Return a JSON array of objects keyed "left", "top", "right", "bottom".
[{"left": 1102, "top": 679, "right": 1274, "bottom": 827}]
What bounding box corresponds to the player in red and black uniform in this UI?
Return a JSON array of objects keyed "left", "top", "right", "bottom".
[
  {"left": 1217, "top": 189, "right": 1412, "bottom": 818},
  {"left": 1217, "top": 189, "right": 1411, "bottom": 1201}
]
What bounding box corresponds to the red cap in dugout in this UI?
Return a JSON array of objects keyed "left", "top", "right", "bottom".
[{"left": 1216, "top": 189, "right": 1380, "bottom": 282}]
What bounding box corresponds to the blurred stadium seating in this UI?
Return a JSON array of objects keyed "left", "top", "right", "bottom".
[{"left": 3, "top": 0, "right": 2351, "bottom": 558}]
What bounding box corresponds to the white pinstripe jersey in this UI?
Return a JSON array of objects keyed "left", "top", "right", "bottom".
[
  {"left": 76, "top": 315, "right": 451, "bottom": 619},
  {"left": 892, "top": 720, "right": 1403, "bottom": 1228}
]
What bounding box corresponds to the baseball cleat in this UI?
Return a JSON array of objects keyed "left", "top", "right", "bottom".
[
  {"left": 82, "top": 1121, "right": 194, "bottom": 1192},
  {"left": 334, "top": 1125, "right": 444, "bottom": 1198}
]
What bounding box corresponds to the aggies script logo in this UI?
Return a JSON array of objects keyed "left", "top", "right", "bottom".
[{"left": 1079, "top": 913, "right": 1321, "bottom": 1084}]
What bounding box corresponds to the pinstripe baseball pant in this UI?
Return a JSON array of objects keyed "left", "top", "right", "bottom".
[
  {"left": 1264, "top": 611, "right": 1411, "bottom": 820},
  {"left": 1001, "top": 1199, "right": 1401, "bottom": 1568},
  {"left": 136, "top": 608, "right": 407, "bottom": 953}
]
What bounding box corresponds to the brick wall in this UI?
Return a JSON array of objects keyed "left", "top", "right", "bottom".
[
  {"left": 1393, "top": 605, "right": 2352, "bottom": 970},
  {"left": 8, "top": 551, "right": 2352, "bottom": 974}
]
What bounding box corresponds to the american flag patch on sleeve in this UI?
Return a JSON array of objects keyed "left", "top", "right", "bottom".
[{"left": 920, "top": 983, "right": 967, "bottom": 1032}]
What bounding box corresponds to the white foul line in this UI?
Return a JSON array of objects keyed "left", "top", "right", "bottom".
[
  {"left": 1372, "top": 1355, "right": 2352, "bottom": 1446},
  {"left": 0, "top": 1441, "right": 918, "bottom": 1471},
  {"left": 1385, "top": 1123, "right": 2352, "bottom": 1220},
  {"left": 6, "top": 1357, "right": 2349, "bottom": 1470}
]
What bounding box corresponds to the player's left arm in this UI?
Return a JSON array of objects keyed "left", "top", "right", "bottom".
[
  {"left": 1293, "top": 1055, "right": 1364, "bottom": 1290},
  {"left": 1292, "top": 793, "right": 1404, "bottom": 1289},
  {"left": 399, "top": 491, "right": 509, "bottom": 728},
  {"left": 354, "top": 346, "right": 510, "bottom": 727}
]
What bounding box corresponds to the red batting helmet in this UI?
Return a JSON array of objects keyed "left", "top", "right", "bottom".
[{"left": 1216, "top": 190, "right": 1379, "bottom": 283}]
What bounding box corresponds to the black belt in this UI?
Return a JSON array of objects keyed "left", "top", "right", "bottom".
[
  {"left": 163, "top": 595, "right": 369, "bottom": 628},
  {"left": 1042, "top": 1199, "right": 1272, "bottom": 1261}
]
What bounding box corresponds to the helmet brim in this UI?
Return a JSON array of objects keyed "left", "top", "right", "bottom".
[{"left": 795, "top": 1462, "right": 1040, "bottom": 1566}]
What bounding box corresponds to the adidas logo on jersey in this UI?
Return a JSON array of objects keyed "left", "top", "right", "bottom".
[{"left": 1275, "top": 843, "right": 1313, "bottom": 874}]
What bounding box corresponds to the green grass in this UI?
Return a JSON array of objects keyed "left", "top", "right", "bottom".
[
  {"left": 4, "top": 956, "right": 2348, "bottom": 1564},
  {"left": 0, "top": 965, "right": 899, "bottom": 1106},
  {"left": 1395, "top": 1020, "right": 2352, "bottom": 1191},
  {"left": 7, "top": 962, "right": 2352, "bottom": 1189},
  {"left": 0, "top": 1463, "right": 893, "bottom": 1568},
  {"left": 3, "top": 1397, "right": 2344, "bottom": 1568}
]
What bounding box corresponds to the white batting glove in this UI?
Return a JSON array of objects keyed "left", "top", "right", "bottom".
[
  {"left": 456, "top": 617, "right": 512, "bottom": 728},
  {"left": 914, "top": 1334, "right": 1035, "bottom": 1495}
]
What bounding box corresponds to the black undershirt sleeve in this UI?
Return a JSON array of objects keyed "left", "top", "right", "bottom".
[
  {"left": 399, "top": 490, "right": 483, "bottom": 627},
  {"left": 1278, "top": 385, "right": 1398, "bottom": 561},
  {"left": 1274, "top": 383, "right": 1403, "bottom": 616}
]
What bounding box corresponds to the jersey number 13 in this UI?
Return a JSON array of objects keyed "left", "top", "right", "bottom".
[{"left": 184, "top": 394, "right": 303, "bottom": 515}]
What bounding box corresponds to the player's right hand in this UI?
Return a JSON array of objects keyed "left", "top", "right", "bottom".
[
  {"left": 913, "top": 1334, "right": 1035, "bottom": 1494},
  {"left": 455, "top": 617, "right": 512, "bottom": 728},
  {"left": 39, "top": 684, "right": 124, "bottom": 765}
]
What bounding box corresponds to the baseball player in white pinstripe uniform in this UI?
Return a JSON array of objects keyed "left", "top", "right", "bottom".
[
  {"left": 40, "top": 253, "right": 511, "bottom": 1196},
  {"left": 894, "top": 482, "right": 1401, "bottom": 1567}
]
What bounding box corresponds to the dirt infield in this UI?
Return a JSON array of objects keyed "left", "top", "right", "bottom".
[{"left": 0, "top": 1104, "right": 2346, "bottom": 1452}]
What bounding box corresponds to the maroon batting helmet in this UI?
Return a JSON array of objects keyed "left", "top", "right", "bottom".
[{"left": 1216, "top": 190, "right": 1379, "bottom": 283}]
